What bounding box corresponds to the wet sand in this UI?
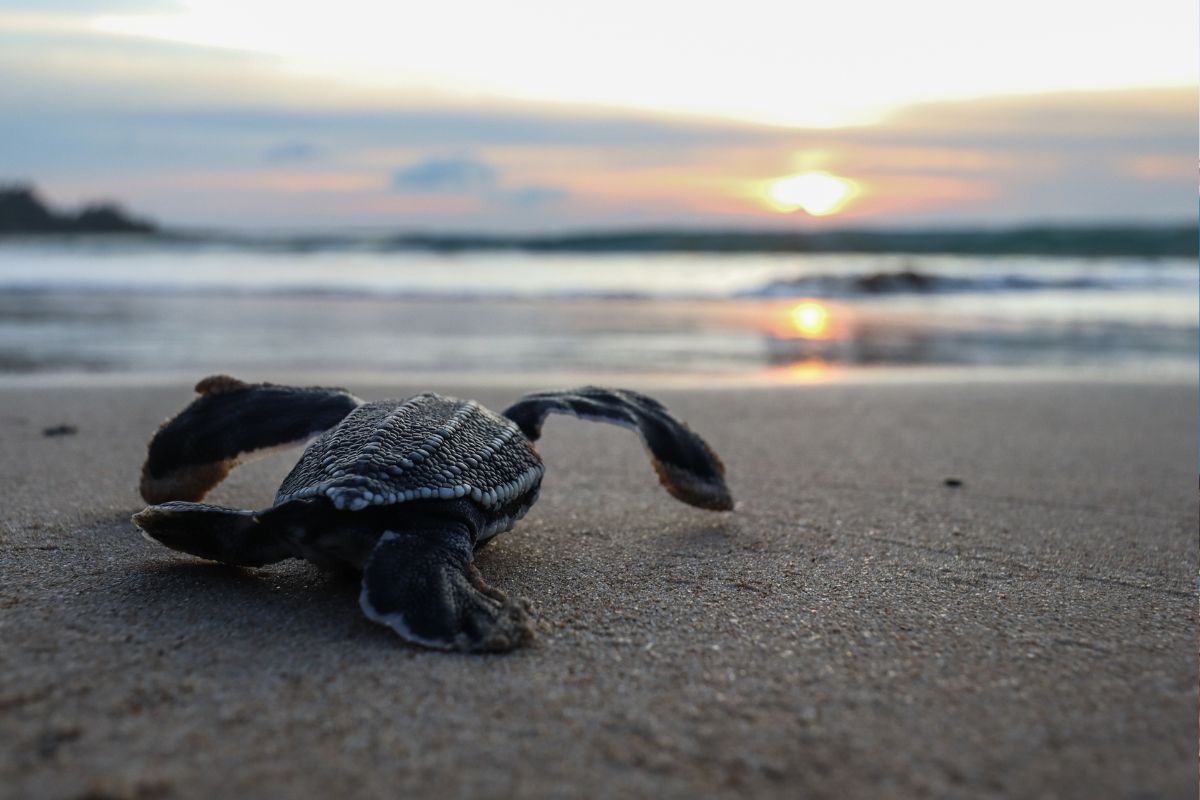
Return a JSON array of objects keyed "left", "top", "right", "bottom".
[{"left": 0, "top": 378, "right": 1195, "bottom": 798}]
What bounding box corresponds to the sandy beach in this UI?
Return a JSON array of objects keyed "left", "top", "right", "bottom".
[{"left": 0, "top": 377, "right": 1195, "bottom": 799}]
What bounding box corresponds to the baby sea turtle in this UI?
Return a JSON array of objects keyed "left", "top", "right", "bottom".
[{"left": 133, "top": 375, "right": 732, "bottom": 652}]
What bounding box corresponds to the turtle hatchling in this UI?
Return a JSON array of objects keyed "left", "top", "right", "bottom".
[{"left": 133, "top": 375, "right": 733, "bottom": 652}]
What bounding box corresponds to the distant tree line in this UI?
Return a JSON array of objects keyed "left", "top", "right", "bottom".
[
  {"left": 390, "top": 226, "right": 1197, "bottom": 258},
  {"left": 1, "top": 182, "right": 1193, "bottom": 257}
]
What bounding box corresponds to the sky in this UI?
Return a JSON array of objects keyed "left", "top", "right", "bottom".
[{"left": 0, "top": 0, "right": 1194, "bottom": 231}]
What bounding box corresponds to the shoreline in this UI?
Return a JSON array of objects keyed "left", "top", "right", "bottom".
[{"left": 0, "top": 363, "right": 1195, "bottom": 392}]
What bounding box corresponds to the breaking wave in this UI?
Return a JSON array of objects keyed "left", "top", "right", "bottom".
[{"left": 739, "top": 269, "right": 1183, "bottom": 299}]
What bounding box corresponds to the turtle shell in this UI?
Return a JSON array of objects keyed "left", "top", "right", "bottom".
[{"left": 275, "top": 394, "right": 544, "bottom": 528}]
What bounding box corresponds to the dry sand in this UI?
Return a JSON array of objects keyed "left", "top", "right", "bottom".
[{"left": 0, "top": 378, "right": 1195, "bottom": 799}]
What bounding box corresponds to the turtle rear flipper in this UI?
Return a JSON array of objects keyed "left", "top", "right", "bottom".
[
  {"left": 360, "top": 529, "right": 533, "bottom": 653},
  {"left": 140, "top": 375, "right": 362, "bottom": 504},
  {"left": 502, "top": 387, "right": 733, "bottom": 511},
  {"left": 132, "top": 501, "right": 293, "bottom": 567}
]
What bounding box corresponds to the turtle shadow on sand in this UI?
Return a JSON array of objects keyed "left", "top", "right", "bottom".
[
  {"left": 120, "top": 538, "right": 542, "bottom": 651},
  {"left": 121, "top": 560, "right": 376, "bottom": 645},
  {"left": 658, "top": 520, "right": 744, "bottom": 553},
  {"left": 74, "top": 518, "right": 357, "bottom": 646}
]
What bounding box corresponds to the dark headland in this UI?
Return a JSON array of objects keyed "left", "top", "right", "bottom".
[{"left": 0, "top": 184, "right": 156, "bottom": 235}]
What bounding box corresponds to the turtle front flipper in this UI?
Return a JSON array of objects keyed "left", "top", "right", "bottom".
[
  {"left": 502, "top": 387, "right": 733, "bottom": 511},
  {"left": 360, "top": 528, "right": 533, "bottom": 653},
  {"left": 132, "top": 501, "right": 294, "bottom": 567},
  {"left": 140, "top": 375, "right": 362, "bottom": 504}
]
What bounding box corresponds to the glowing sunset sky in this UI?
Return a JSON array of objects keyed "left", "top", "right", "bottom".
[{"left": 0, "top": 0, "right": 1194, "bottom": 230}]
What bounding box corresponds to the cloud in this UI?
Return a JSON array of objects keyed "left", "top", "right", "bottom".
[
  {"left": 263, "top": 142, "right": 322, "bottom": 165},
  {"left": 849, "top": 87, "right": 1195, "bottom": 154},
  {"left": 0, "top": 0, "right": 174, "bottom": 10},
  {"left": 14, "top": 0, "right": 1192, "bottom": 129},
  {"left": 391, "top": 157, "right": 497, "bottom": 194},
  {"left": 390, "top": 156, "right": 568, "bottom": 210},
  {"left": 497, "top": 186, "right": 569, "bottom": 208}
]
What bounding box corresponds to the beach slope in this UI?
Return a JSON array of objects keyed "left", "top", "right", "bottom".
[{"left": 0, "top": 379, "right": 1194, "bottom": 798}]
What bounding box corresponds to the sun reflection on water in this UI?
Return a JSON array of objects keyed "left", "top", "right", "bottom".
[
  {"left": 759, "top": 299, "right": 849, "bottom": 374},
  {"left": 788, "top": 300, "right": 831, "bottom": 339},
  {"left": 778, "top": 358, "right": 833, "bottom": 382}
]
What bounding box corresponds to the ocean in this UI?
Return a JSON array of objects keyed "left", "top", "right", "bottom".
[{"left": 0, "top": 238, "right": 1194, "bottom": 383}]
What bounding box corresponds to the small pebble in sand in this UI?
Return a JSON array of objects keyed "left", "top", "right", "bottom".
[{"left": 42, "top": 424, "right": 78, "bottom": 437}]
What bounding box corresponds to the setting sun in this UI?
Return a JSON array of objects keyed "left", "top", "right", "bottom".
[{"left": 767, "top": 172, "right": 857, "bottom": 216}]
